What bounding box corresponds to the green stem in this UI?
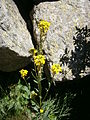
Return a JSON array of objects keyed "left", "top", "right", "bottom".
[
  {"left": 39, "top": 33, "right": 44, "bottom": 54},
  {"left": 38, "top": 68, "right": 42, "bottom": 108},
  {"left": 42, "top": 79, "right": 53, "bottom": 102},
  {"left": 24, "top": 78, "right": 28, "bottom": 87}
]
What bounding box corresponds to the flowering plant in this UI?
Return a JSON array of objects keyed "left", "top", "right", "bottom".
[
  {"left": 19, "top": 69, "right": 28, "bottom": 79},
  {"left": 51, "top": 63, "right": 62, "bottom": 76},
  {"left": 0, "top": 20, "right": 74, "bottom": 120},
  {"left": 18, "top": 20, "right": 62, "bottom": 119},
  {"left": 38, "top": 20, "right": 51, "bottom": 34}
]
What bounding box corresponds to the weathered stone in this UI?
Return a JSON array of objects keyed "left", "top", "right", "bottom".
[
  {"left": 30, "top": 0, "right": 90, "bottom": 81},
  {"left": 0, "top": 0, "right": 33, "bottom": 72}
]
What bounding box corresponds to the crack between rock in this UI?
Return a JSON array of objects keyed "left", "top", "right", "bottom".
[{"left": 13, "top": 0, "right": 37, "bottom": 48}]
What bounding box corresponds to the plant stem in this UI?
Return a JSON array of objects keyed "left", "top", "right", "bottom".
[
  {"left": 38, "top": 68, "right": 42, "bottom": 108},
  {"left": 39, "top": 34, "right": 43, "bottom": 54},
  {"left": 42, "top": 79, "right": 53, "bottom": 102},
  {"left": 24, "top": 78, "right": 28, "bottom": 87}
]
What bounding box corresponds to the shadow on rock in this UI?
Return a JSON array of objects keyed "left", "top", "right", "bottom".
[{"left": 60, "top": 25, "right": 90, "bottom": 79}]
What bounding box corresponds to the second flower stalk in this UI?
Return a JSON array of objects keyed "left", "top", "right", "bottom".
[{"left": 30, "top": 48, "right": 62, "bottom": 108}]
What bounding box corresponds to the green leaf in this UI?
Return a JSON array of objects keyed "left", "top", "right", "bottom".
[
  {"left": 31, "top": 100, "right": 36, "bottom": 106},
  {"left": 35, "top": 88, "right": 39, "bottom": 93},
  {"left": 32, "top": 69, "right": 36, "bottom": 72},
  {"left": 22, "top": 93, "right": 29, "bottom": 99},
  {"left": 31, "top": 71, "right": 37, "bottom": 79},
  {"left": 22, "top": 86, "right": 30, "bottom": 93},
  {"left": 43, "top": 115, "right": 49, "bottom": 120},
  {"left": 26, "top": 76, "right": 30, "bottom": 80},
  {"left": 8, "top": 100, "right": 15, "bottom": 110},
  {"left": 43, "top": 110, "right": 49, "bottom": 119},
  {"left": 48, "top": 82, "right": 51, "bottom": 87},
  {"left": 33, "top": 106, "right": 38, "bottom": 112},
  {"left": 40, "top": 78, "right": 45, "bottom": 82},
  {"left": 49, "top": 114, "right": 57, "bottom": 120},
  {"left": 16, "top": 84, "right": 22, "bottom": 90},
  {"left": 33, "top": 80, "right": 38, "bottom": 84}
]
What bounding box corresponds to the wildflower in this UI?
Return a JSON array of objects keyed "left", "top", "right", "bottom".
[
  {"left": 30, "top": 91, "right": 38, "bottom": 99},
  {"left": 34, "top": 54, "right": 45, "bottom": 67},
  {"left": 19, "top": 69, "right": 28, "bottom": 79},
  {"left": 29, "top": 48, "right": 37, "bottom": 56},
  {"left": 38, "top": 20, "right": 50, "bottom": 34},
  {"left": 40, "top": 108, "right": 44, "bottom": 113},
  {"left": 51, "top": 63, "right": 62, "bottom": 75}
]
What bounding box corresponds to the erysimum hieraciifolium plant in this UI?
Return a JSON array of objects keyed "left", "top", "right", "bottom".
[
  {"left": 0, "top": 19, "right": 75, "bottom": 120},
  {"left": 28, "top": 48, "right": 62, "bottom": 119},
  {"left": 26, "top": 20, "right": 62, "bottom": 119},
  {"left": 0, "top": 19, "right": 74, "bottom": 120}
]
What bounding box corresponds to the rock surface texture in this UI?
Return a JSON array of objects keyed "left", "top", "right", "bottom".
[
  {"left": 30, "top": 0, "right": 90, "bottom": 80},
  {"left": 0, "top": 0, "right": 33, "bottom": 72}
]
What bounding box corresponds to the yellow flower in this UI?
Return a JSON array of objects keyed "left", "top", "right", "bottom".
[
  {"left": 40, "top": 108, "right": 44, "bottom": 113},
  {"left": 30, "top": 91, "right": 38, "bottom": 99},
  {"left": 51, "top": 63, "right": 62, "bottom": 75},
  {"left": 19, "top": 69, "right": 28, "bottom": 79},
  {"left": 38, "top": 20, "right": 50, "bottom": 34},
  {"left": 29, "top": 48, "right": 37, "bottom": 56},
  {"left": 34, "top": 54, "right": 45, "bottom": 67}
]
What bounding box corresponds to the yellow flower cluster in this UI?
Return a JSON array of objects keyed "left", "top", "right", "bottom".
[
  {"left": 38, "top": 20, "right": 50, "bottom": 34},
  {"left": 40, "top": 108, "right": 44, "bottom": 113},
  {"left": 51, "top": 63, "right": 62, "bottom": 75},
  {"left": 34, "top": 54, "right": 45, "bottom": 67},
  {"left": 19, "top": 69, "right": 28, "bottom": 79},
  {"left": 29, "top": 48, "right": 37, "bottom": 56}
]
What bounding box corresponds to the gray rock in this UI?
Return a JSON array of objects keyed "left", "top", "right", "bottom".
[
  {"left": 0, "top": 0, "right": 33, "bottom": 72},
  {"left": 30, "top": 0, "right": 90, "bottom": 81}
]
